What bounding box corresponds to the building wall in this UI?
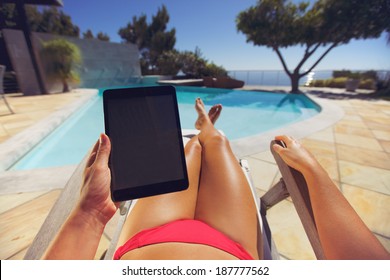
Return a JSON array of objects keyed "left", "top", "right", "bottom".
[
  {"left": 34, "top": 33, "right": 141, "bottom": 93},
  {"left": 3, "top": 29, "right": 42, "bottom": 95}
]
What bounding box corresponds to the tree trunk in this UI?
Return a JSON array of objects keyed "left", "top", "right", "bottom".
[{"left": 290, "top": 73, "right": 301, "bottom": 93}]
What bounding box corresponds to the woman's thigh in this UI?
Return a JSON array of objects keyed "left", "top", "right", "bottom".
[{"left": 194, "top": 134, "right": 261, "bottom": 259}]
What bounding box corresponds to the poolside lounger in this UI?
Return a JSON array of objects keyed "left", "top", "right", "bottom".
[
  {"left": 24, "top": 137, "right": 324, "bottom": 260},
  {"left": 265, "top": 140, "right": 325, "bottom": 259},
  {"left": 0, "top": 65, "right": 14, "bottom": 115}
]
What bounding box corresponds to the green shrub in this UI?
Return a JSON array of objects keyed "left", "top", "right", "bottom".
[
  {"left": 360, "top": 71, "right": 378, "bottom": 81},
  {"left": 333, "top": 70, "right": 378, "bottom": 81},
  {"left": 358, "top": 79, "right": 376, "bottom": 90},
  {"left": 202, "top": 62, "right": 227, "bottom": 77},
  {"left": 326, "top": 77, "right": 348, "bottom": 88},
  {"left": 309, "top": 79, "right": 326, "bottom": 87},
  {"left": 333, "top": 70, "right": 352, "bottom": 78},
  {"left": 310, "top": 74, "right": 379, "bottom": 90}
]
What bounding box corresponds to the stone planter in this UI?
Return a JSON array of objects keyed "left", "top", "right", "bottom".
[{"left": 345, "top": 79, "right": 360, "bottom": 92}]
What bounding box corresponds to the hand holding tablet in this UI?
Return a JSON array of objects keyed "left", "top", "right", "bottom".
[{"left": 103, "top": 86, "right": 189, "bottom": 201}]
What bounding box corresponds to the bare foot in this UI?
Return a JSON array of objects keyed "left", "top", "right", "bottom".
[
  {"left": 194, "top": 98, "right": 223, "bottom": 130},
  {"left": 195, "top": 98, "right": 210, "bottom": 130},
  {"left": 208, "top": 104, "right": 222, "bottom": 124}
]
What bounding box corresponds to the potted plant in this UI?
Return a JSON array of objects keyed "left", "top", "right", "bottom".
[{"left": 40, "top": 39, "right": 81, "bottom": 93}]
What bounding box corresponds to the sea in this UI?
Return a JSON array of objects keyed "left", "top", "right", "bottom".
[{"left": 227, "top": 70, "right": 332, "bottom": 86}]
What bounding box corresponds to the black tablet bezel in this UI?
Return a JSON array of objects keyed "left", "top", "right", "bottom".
[{"left": 103, "top": 85, "right": 189, "bottom": 201}]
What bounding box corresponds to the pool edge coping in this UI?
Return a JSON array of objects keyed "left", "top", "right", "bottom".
[{"left": 0, "top": 89, "right": 98, "bottom": 172}]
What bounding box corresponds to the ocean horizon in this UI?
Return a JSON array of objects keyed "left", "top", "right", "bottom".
[{"left": 227, "top": 69, "right": 389, "bottom": 87}]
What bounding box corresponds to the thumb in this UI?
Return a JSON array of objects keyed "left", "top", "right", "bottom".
[{"left": 96, "top": 133, "right": 111, "bottom": 167}]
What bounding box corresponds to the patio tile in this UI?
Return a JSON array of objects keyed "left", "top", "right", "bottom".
[
  {"left": 364, "top": 121, "right": 390, "bottom": 132},
  {"left": 0, "top": 108, "right": 15, "bottom": 115},
  {"left": 339, "top": 160, "right": 390, "bottom": 195},
  {"left": 244, "top": 157, "right": 279, "bottom": 191},
  {"left": 254, "top": 188, "right": 267, "bottom": 203},
  {"left": 316, "top": 155, "right": 339, "bottom": 182},
  {"left": 306, "top": 127, "right": 334, "bottom": 143},
  {"left": 357, "top": 110, "right": 389, "bottom": 120},
  {"left": 299, "top": 139, "right": 338, "bottom": 181},
  {"left": 334, "top": 133, "right": 383, "bottom": 151},
  {"left": 8, "top": 247, "right": 28, "bottom": 260},
  {"left": 0, "top": 135, "right": 9, "bottom": 142},
  {"left": 335, "top": 119, "right": 367, "bottom": 129},
  {"left": 336, "top": 144, "right": 390, "bottom": 170},
  {"left": 334, "top": 123, "right": 373, "bottom": 138},
  {"left": 372, "top": 130, "right": 390, "bottom": 141},
  {"left": 342, "top": 107, "right": 358, "bottom": 115},
  {"left": 342, "top": 184, "right": 390, "bottom": 237},
  {"left": 332, "top": 100, "right": 353, "bottom": 108},
  {"left": 0, "top": 190, "right": 61, "bottom": 259},
  {"left": 379, "top": 140, "right": 390, "bottom": 153},
  {"left": 300, "top": 138, "right": 336, "bottom": 156},
  {"left": 361, "top": 116, "right": 390, "bottom": 125},
  {"left": 267, "top": 199, "right": 316, "bottom": 260},
  {"left": 3, "top": 119, "right": 34, "bottom": 131},
  {"left": 0, "top": 191, "right": 48, "bottom": 214},
  {"left": 0, "top": 113, "right": 31, "bottom": 122},
  {"left": 249, "top": 150, "right": 275, "bottom": 164},
  {"left": 270, "top": 170, "right": 282, "bottom": 187},
  {"left": 0, "top": 125, "right": 8, "bottom": 138},
  {"left": 342, "top": 114, "right": 362, "bottom": 121}
]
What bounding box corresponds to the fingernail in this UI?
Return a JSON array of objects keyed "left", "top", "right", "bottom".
[{"left": 99, "top": 133, "right": 105, "bottom": 145}]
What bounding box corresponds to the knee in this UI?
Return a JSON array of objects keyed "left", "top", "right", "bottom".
[
  {"left": 203, "top": 132, "right": 230, "bottom": 149},
  {"left": 185, "top": 138, "right": 202, "bottom": 155}
]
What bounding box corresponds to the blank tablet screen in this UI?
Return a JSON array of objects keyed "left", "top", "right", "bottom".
[{"left": 103, "top": 86, "right": 188, "bottom": 201}]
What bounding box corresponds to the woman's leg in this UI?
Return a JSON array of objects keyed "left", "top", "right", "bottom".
[
  {"left": 194, "top": 98, "right": 261, "bottom": 259},
  {"left": 117, "top": 136, "right": 202, "bottom": 247}
]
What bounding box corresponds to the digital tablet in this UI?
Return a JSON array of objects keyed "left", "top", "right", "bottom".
[{"left": 103, "top": 86, "right": 188, "bottom": 201}]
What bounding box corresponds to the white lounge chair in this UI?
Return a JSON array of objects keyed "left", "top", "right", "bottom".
[{"left": 0, "top": 65, "right": 15, "bottom": 114}]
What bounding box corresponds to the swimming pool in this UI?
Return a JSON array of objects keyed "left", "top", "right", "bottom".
[{"left": 10, "top": 86, "right": 320, "bottom": 170}]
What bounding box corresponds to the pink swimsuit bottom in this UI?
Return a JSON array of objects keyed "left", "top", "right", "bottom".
[{"left": 114, "top": 219, "right": 254, "bottom": 260}]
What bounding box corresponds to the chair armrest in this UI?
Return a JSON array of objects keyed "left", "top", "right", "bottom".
[{"left": 269, "top": 140, "right": 325, "bottom": 259}]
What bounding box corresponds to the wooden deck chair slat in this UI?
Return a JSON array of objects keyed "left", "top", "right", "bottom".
[
  {"left": 269, "top": 140, "right": 325, "bottom": 259},
  {"left": 261, "top": 178, "right": 289, "bottom": 210}
]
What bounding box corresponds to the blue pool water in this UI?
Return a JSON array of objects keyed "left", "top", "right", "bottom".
[{"left": 11, "top": 86, "right": 320, "bottom": 170}]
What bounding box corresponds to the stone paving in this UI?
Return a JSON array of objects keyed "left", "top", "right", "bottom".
[{"left": 0, "top": 88, "right": 389, "bottom": 260}]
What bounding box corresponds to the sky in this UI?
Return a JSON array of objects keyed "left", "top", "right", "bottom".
[{"left": 61, "top": 0, "right": 390, "bottom": 71}]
